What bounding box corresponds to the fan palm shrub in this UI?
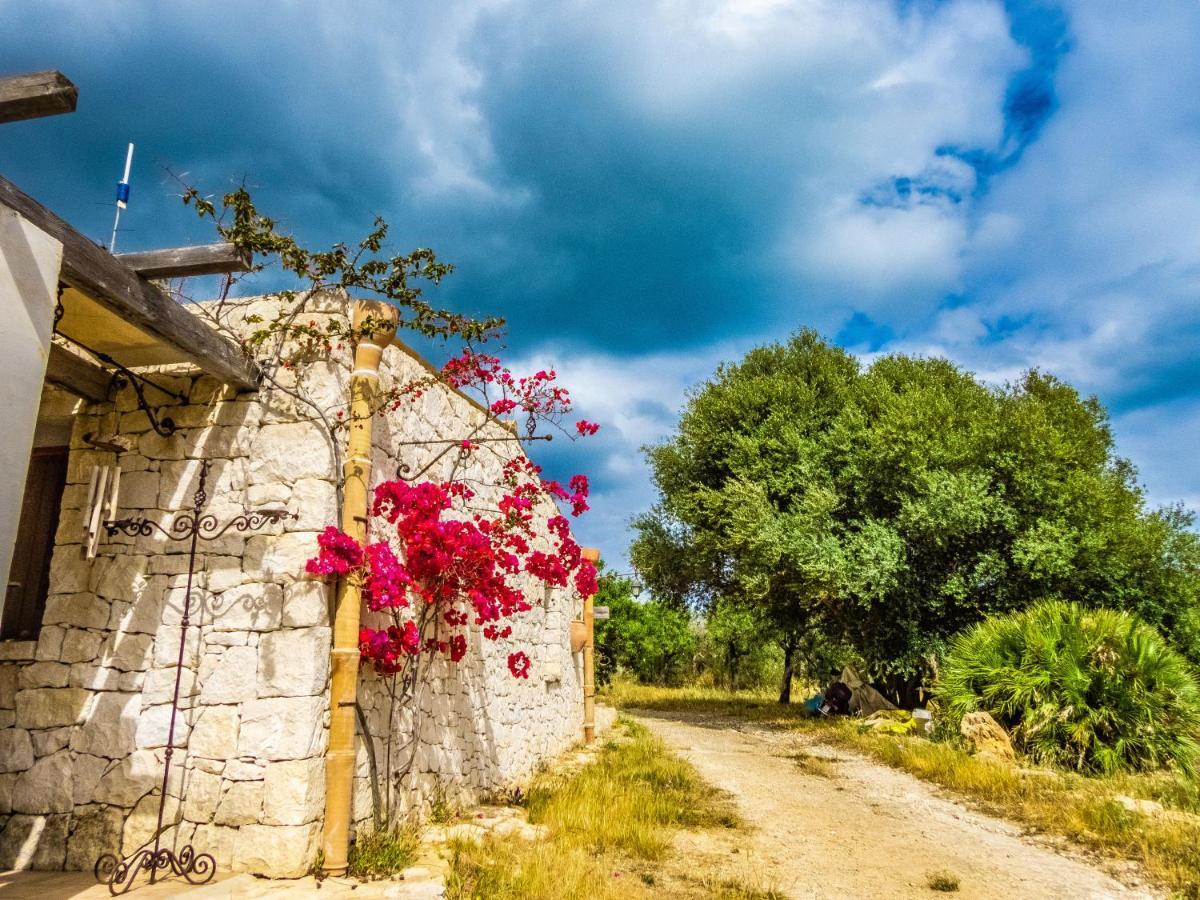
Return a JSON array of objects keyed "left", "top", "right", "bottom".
[{"left": 937, "top": 600, "right": 1200, "bottom": 775}]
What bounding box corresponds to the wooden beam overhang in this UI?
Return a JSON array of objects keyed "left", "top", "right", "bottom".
[
  {"left": 45, "top": 343, "right": 111, "bottom": 403},
  {"left": 0, "top": 71, "right": 78, "bottom": 124},
  {"left": 117, "top": 243, "right": 251, "bottom": 280},
  {"left": 0, "top": 175, "right": 260, "bottom": 390}
]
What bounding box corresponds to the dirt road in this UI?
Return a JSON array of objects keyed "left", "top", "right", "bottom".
[{"left": 632, "top": 710, "right": 1159, "bottom": 900}]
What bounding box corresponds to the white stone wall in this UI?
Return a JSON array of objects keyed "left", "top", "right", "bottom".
[{"left": 0, "top": 292, "right": 586, "bottom": 874}]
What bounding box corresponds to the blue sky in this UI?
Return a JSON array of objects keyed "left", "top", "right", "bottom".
[{"left": 3, "top": 1, "right": 1198, "bottom": 569}]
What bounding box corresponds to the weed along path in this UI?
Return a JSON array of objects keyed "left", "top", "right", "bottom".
[{"left": 632, "top": 710, "right": 1158, "bottom": 900}]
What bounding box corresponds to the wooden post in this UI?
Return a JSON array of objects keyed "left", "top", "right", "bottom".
[
  {"left": 0, "top": 70, "right": 77, "bottom": 124},
  {"left": 321, "top": 300, "right": 397, "bottom": 875},
  {"left": 582, "top": 547, "right": 600, "bottom": 743}
]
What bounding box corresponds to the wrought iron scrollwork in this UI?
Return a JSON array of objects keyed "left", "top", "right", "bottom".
[
  {"left": 95, "top": 460, "right": 295, "bottom": 894},
  {"left": 395, "top": 433, "right": 552, "bottom": 479},
  {"left": 94, "top": 844, "right": 215, "bottom": 895}
]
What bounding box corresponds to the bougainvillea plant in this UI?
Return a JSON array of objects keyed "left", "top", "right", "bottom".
[{"left": 305, "top": 352, "right": 600, "bottom": 678}]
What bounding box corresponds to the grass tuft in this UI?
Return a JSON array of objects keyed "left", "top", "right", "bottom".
[
  {"left": 926, "top": 869, "right": 960, "bottom": 892},
  {"left": 346, "top": 824, "right": 421, "bottom": 880}
]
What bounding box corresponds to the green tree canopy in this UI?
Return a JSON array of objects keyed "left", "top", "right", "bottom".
[{"left": 633, "top": 330, "right": 1200, "bottom": 703}]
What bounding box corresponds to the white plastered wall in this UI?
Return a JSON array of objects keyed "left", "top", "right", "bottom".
[{"left": 0, "top": 206, "right": 63, "bottom": 627}]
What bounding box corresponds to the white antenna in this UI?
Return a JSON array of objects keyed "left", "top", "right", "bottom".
[{"left": 109, "top": 142, "right": 134, "bottom": 252}]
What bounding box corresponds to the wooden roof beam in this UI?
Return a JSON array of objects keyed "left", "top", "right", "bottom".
[
  {"left": 0, "top": 71, "right": 78, "bottom": 125},
  {"left": 0, "top": 175, "right": 260, "bottom": 390},
  {"left": 117, "top": 243, "right": 252, "bottom": 280},
  {"left": 45, "top": 343, "right": 111, "bottom": 403}
]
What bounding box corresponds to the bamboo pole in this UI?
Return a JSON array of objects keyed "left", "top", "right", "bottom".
[
  {"left": 321, "top": 300, "right": 397, "bottom": 875},
  {"left": 582, "top": 547, "right": 600, "bottom": 743}
]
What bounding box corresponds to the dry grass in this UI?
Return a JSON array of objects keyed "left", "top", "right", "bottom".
[
  {"left": 445, "top": 718, "right": 764, "bottom": 899},
  {"left": 606, "top": 681, "right": 1200, "bottom": 898},
  {"left": 926, "top": 869, "right": 961, "bottom": 892},
  {"left": 346, "top": 823, "right": 422, "bottom": 880}
]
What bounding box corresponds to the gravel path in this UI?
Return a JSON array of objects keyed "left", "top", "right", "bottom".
[{"left": 632, "top": 709, "right": 1160, "bottom": 900}]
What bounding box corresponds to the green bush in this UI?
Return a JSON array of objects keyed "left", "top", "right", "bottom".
[{"left": 936, "top": 600, "right": 1200, "bottom": 775}]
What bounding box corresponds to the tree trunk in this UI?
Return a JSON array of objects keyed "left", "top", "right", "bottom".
[{"left": 778, "top": 634, "right": 798, "bottom": 704}]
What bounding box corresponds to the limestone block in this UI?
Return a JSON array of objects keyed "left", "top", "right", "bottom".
[
  {"left": 90, "top": 554, "right": 150, "bottom": 601},
  {"left": 238, "top": 696, "right": 325, "bottom": 760},
  {"left": 30, "top": 727, "right": 70, "bottom": 758},
  {"left": 17, "top": 662, "right": 70, "bottom": 689},
  {"left": 12, "top": 751, "right": 72, "bottom": 813},
  {"left": 0, "top": 729, "right": 33, "bottom": 772},
  {"left": 69, "top": 692, "right": 138, "bottom": 758},
  {"left": 214, "top": 779, "right": 263, "bottom": 826},
  {"left": 121, "top": 793, "right": 162, "bottom": 855},
  {"left": 286, "top": 479, "right": 336, "bottom": 532},
  {"left": 48, "top": 553, "right": 89, "bottom": 596},
  {"left": 102, "top": 631, "right": 154, "bottom": 672},
  {"left": 245, "top": 532, "right": 321, "bottom": 584},
  {"left": 158, "top": 458, "right": 246, "bottom": 511},
  {"left": 262, "top": 756, "right": 324, "bottom": 825},
  {"left": 206, "top": 632, "right": 248, "bottom": 647},
  {"left": 116, "top": 575, "right": 168, "bottom": 634},
  {"left": 191, "top": 375, "right": 237, "bottom": 406},
  {"left": 148, "top": 555, "right": 191, "bottom": 577},
  {"left": 181, "top": 767, "right": 222, "bottom": 823},
  {"left": 960, "top": 711, "right": 1016, "bottom": 762},
  {"left": 0, "top": 667, "right": 15, "bottom": 709},
  {"left": 0, "top": 773, "right": 14, "bottom": 813},
  {"left": 233, "top": 821, "right": 321, "bottom": 877},
  {"left": 205, "top": 556, "right": 247, "bottom": 593},
  {"left": 248, "top": 422, "right": 333, "bottom": 484},
  {"left": 71, "top": 754, "right": 110, "bottom": 806},
  {"left": 189, "top": 425, "right": 253, "bottom": 459},
  {"left": 282, "top": 581, "right": 329, "bottom": 627},
  {"left": 257, "top": 627, "right": 331, "bottom": 698},
  {"left": 224, "top": 759, "right": 264, "bottom": 781},
  {"left": 59, "top": 628, "right": 105, "bottom": 664},
  {"left": 137, "top": 430, "right": 188, "bottom": 461},
  {"left": 33, "top": 628, "right": 64, "bottom": 662},
  {"left": 68, "top": 664, "right": 121, "bottom": 691},
  {"left": 42, "top": 593, "right": 109, "bottom": 630},
  {"left": 213, "top": 400, "right": 262, "bottom": 429},
  {"left": 136, "top": 703, "right": 188, "bottom": 749},
  {"left": 143, "top": 666, "right": 197, "bottom": 706},
  {"left": 191, "top": 822, "right": 237, "bottom": 869},
  {"left": 248, "top": 483, "right": 290, "bottom": 506},
  {"left": 188, "top": 705, "right": 239, "bottom": 759},
  {"left": 209, "top": 583, "right": 282, "bottom": 632},
  {"left": 14, "top": 688, "right": 89, "bottom": 729},
  {"left": 118, "top": 469, "right": 160, "bottom": 510},
  {"left": 65, "top": 806, "right": 123, "bottom": 871},
  {"left": 192, "top": 757, "right": 223, "bottom": 775},
  {"left": 0, "top": 813, "right": 69, "bottom": 870},
  {"left": 153, "top": 625, "right": 200, "bottom": 668},
  {"left": 118, "top": 410, "right": 154, "bottom": 434},
  {"left": 118, "top": 671, "right": 145, "bottom": 692},
  {"left": 92, "top": 749, "right": 159, "bottom": 807},
  {"left": 198, "top": 646, "right": 257, "bottom": 705}
]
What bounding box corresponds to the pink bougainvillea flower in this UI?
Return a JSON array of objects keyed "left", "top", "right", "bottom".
[
  {"left": 507, "top": 651, "right": 531, "bottom": 679},
  {"left": 306, "top": 526, "right": 364, "bottom": 577}
]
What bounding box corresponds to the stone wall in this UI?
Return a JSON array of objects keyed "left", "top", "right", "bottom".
[{"left": 0, "top": 292, "right": 586, "bottom": 875}]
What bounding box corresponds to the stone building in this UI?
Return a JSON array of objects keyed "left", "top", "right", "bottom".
[{"left": 0, "top": 73, "right": 593, "bottom": 879}]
